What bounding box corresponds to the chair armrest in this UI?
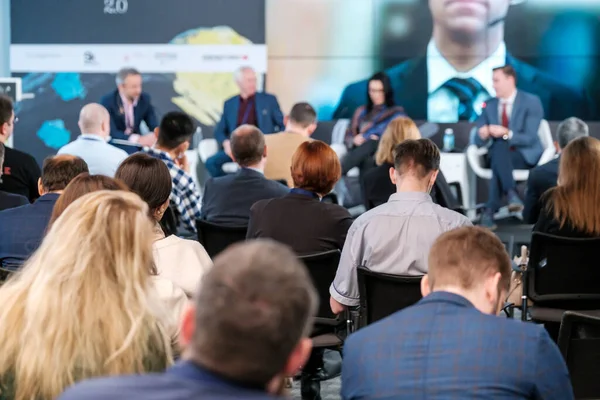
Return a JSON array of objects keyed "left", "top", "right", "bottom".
[
  {"left": 198, "top": 139, "right": 219, "bottom": 163},
  {"left": 466, "top": 144, "right": 492, "bottom": 179}
]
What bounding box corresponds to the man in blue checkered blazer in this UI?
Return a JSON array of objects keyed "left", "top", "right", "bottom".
[{"left": 342, "top": 226, "right": 573, "bottom": 400}]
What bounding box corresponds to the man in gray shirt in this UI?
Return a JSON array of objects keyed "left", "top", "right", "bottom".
[{"left": 330, "top": 138, "right": 471, "bottom": 314}]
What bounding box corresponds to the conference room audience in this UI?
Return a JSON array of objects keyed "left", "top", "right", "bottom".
[
  {"left": 58, "top": 103, "right": 128, "bottom": 177},
  {"left": 247, "top": 140, "right": 353, "bottom": 255},
  {"left": 330, "top": 139, "right": 471, "bottom": 314},
  {"left": 100, "top": 67, "right": 158, "bottom": 146},
  {"left": 0, "top": 95, "right": 41, "bottom": 202},
  {"left": 0, "top": 191, "right": 173, "bottom": 400},
  {"left": 48, "top": 173, "right": 128, "bottom": 226},
  {"left": 524, "top": 117, "right": 589, "bottom": 224},
  {"left": 45, "top": 173, "right": 188, "bottom": 335},
  {"left": 473, "top": 66, "right": 544, "bottom": 229},
  {"left": 58, "top": 241, "right": 317, "bottom": 400},
  {"left": 341, "top": 72, "right": 406, "bottom": 176},
  {"left": 361, "top": 117, "right": 421, "bottom": 209},
  {"left": 116, "top": 153, "right": 212, "bottom": 296},
  {"left": 341, "top": 227, "right": 573, "bottom": 399},
  {"left": 362, "top": 117, "right": 460, "bottom": 211},
  {"left": 264, "top": 102, "right": 317, "bottom": 186},
  {"left": 0, "top": 143, "right": 27, "bottom": 211},
  {"left": 206, "top": 66, "right": 285, "bottom": 177},
  {"left": 534, "top": 136, "right": 600, "bottom": 238},
  {"left": 201, "top": 125, "right": 289, "bottom": 226},
  {"left": 0, "top": 155, "right": 88, "bottom": 265},
  {"left": 143, "top": 111, "right": 201, "bottom": 233}
]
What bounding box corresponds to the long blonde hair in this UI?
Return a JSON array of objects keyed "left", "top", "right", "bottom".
[
  {"left": 546, "top": 136, "right": 600, "bottom": 235},
  {"left": 375, "top": 117, "right": 421, "bottom": 165},
  {"left": 0, "top": 191, "right": 172, "bottom": 400}
]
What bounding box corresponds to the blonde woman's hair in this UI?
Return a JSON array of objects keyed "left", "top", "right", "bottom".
[
  {"left": 375, "top": 117, "right": 421, "bottom": 166},
  {"left": 0, "top": 190, "right": 172, "bottom": 400},
  {"left": 546, "top": 136, "right": 600, "bottom": 235}
]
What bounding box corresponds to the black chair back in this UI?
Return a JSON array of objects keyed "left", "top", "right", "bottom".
[
  {"left": 159, "top": 203, "right": 180, "bottom": 237},
  {"left": 357, "top": 266, "right": 422, "bottom": 328},
  {"left": 298, "top": 250, "right": 341, "bottom": 324},
  {"left": 558, "top": 311, "right": 600, "bottom": 399},
  {"left": 526, "top": 233, "right": 600, "bottom": 309},
  {"left": 196, "top": 220, "right": 248, "bottom": 258}
]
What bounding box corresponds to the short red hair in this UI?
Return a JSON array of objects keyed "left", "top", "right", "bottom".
[{"left": 291, "top": 141, "right": 341, "bottom": 195}]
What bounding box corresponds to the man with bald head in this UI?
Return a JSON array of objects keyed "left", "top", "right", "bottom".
[
  {"left": 0, "top": 155, "right": 89, "bottom": 266},
  {"left": 201, "top": 124, "right": 288, "bottom": 226},
  {"left": 58, "top": 103, "right": 128, "bottom": 177}
]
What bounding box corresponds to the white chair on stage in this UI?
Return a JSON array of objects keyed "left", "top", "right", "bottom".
[
  {"left": 198, "top": 138, "right": 239, "bottom": 174},
  {"left": 466, "top": 119, "right": 555, "bottom": 183}
]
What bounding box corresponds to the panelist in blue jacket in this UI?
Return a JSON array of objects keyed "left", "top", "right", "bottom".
[
  {"left": 100, "top": 68, "right": 158, "bottom": 147},
  {"left": 472, "top": 65, "right": 544, "bottom": 229},
  {"left": 206, "top": 66, "right": 284, "bottom": 177}
]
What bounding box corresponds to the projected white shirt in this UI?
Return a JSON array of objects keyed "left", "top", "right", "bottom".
[{"left": 427, "top": 40, "right": 507, "bottom": 122}]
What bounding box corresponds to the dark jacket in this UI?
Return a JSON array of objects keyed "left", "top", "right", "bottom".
[
  {"left": 533, "top": 196, "right": 597, "bottom": 239},
  {"left": 0, "top": 190, "right": 28, "bottom": 212},
  {"left": 214, "top": 92, "right": 284, "bottom": 146},
  {"left": 247, "top": 192, "right": 354, "bottom": 255},
  {"left": 0, "top": 193, "right": 59, "bottom": 264},
  {"left": 57, "top": 362, "right": 278, "bottom": 400},
  {"left": 0, "top": 146, "right": 41, "bottom": 202},
  {"left": 334, "top": 54, "right": 594, "bottom": 121},
  {"left": 100, "top": 89, "right": 158, "bottom": 141},
  {"left": 523, "top": 157, "right": 559, "bottom": 224},
  {"left": 201, "top": 168, "right": 289, "bottom": 227},
  {"left": 361, "top": 163, "right": 460, "bottom": 212}
]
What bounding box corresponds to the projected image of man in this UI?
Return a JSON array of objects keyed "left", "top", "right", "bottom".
[{"left": 334, "top": 0, "right": 593, "bottom": 122}]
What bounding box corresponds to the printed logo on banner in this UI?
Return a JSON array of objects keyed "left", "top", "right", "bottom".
[{"left": 84, "top": 51, "right": 98, "bottom": 65}]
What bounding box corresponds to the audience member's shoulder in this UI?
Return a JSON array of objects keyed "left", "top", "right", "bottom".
[
  {"left": 431, "top": 202, "right": 472, "bottom": 227},
  {"left": 58, "top": 374, "right": 164, "bottom": 400},
  {"left": 320, "top": 200, "right": 352, "bottom": 219},
  {"left": 6, "top": 146, "right": 37, "bottom": 164},
  {"left": 264, "top": 179, "right": 290, "bottom": 195}
]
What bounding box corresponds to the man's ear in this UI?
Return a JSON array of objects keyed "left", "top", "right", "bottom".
[
  {"left": 154, "top": 127, "right": 159, "bottom": 139},
  {"left": 553, "top": 141, "right": 560, "bottom": 154},
  {"left": 389, "top": 167, "right": 397, "bottom": 185},
  {"left": 179, "top": 302, "right": 196, "bottom": 349},
  {"left": 307, "top": 123, "right": 317, "bottom": 136},
  {"left": 263, "top": 144, "right": 268, "bottom": 158},
  {"left": 281, "top": 337, "right": 312, "bottom": 378},
  {"left": 37, "top": 178, "right": 45, "bottom": 196},
  {"left": 283, "top": 115, "right": 289, "bottom": 127},
  {"left": 420, "top": 275, "right": 431, "bottom": 297}
]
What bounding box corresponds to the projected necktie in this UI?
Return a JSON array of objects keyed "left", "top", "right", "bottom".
[{"left": 442, "top": 78, "right": 484, "bottom": 121}]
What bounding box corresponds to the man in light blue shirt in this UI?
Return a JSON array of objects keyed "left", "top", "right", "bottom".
[{"left": 58, "top": 103, "right": 128, "bottom": 177}]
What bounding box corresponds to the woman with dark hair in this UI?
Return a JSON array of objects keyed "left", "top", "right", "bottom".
[
  {"left": 115, "top": 153, "right": 212, "bottom": 297},
  {"left": 341, "top": 71, "right": 406, "bottom": 175},
  {"left": 535, "top": 136, "right": 600, "bottom": 237}
]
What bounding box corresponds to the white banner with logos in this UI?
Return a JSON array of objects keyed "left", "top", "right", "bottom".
[{"left": 10, "top": 44, "right": 268, "bottom": 73}]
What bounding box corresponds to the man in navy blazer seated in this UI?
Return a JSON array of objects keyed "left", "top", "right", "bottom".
[
  {"left": 333, "top": 0, "right": 593, "bottom": 122},
  {"left": 473, "top": 65, "right": 544, "bottom": 229},
  {"left": 206, "top": 66, "right": 284, "bottom": 177},
  {"left": 201, "top": 125, "right": 289, "bottom": 226},
  {"left": 0, "top": 155, "right": 88, "bottom": 266},
  {"left": 523, "top": 117, "right": 588, "bottom": 224},
  {"left": 59, "top": 240, "right": 317, "bottom": 400},
  {"left": 341, "top": 226, "right": 574, "bottom": 400},
  {"left": 100, "top": 67, "right": 158, "bottom": 147}
]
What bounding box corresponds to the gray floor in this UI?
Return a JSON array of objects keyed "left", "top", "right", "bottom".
[{"left": 290, "top": 377, "right": 341, "bottom": 400}]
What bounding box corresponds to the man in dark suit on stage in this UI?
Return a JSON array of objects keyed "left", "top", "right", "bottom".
[
  {"left": 206, "top": 66, "right": 285, "bottom": 177},
  {"left": 334, "top": 0, "right": 593, "bottom": 122},
  {"left": 201, "top": 125, "right": 289, "bottom": 226},
  {"left": 100, "top": 67, "right": 158, "bottom": 147},
  {"left": 472, "top": 66, "right": 543, "bottom": 229},
  {"left": 523, "top": 117, "right": 589, "bottom": 224}
]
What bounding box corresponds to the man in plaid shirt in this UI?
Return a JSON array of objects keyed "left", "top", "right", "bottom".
[{"left": 143, "top": 112, "right": 201, "bottom": 232}]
